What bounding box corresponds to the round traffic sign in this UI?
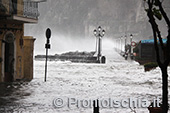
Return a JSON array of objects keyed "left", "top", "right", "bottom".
[
  {"left": 131, "top": 41, "right": 136, "bottom": 47},
  {"left": 46, "top": 28, "right": 51, "bottom": 39}
]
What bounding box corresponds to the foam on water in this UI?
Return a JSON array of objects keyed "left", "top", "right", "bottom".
[{"left": 1, "top": 38, "right": 170, "bottom": 113}]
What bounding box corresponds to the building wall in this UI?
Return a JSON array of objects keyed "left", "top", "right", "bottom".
[
  {"left": 15, "top": 26, "right": 24, "bottom": 80},
  {"left": 1, "top": 0, "right": 10, "bottom": 15},
  {"left": 17, "top": 0, "right": 23, "bottom": 16},
  {"left": 0, "top": 23, "right": 24, "bottom": 82},
  {"left": 23, "top": 36, "right": 35, "bottom": 81},
  {"left": 1, "top": 0, "right": 23, "bottom": 15},
  {"left": 0, "top": 0, "right": 42, "bottom": 82}
]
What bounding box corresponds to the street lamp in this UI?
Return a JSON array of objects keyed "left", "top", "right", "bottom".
[
  {"left": 94, "top": 29, "right": 98, "bottom": 52},
  {"left": 120, "top": 36, "right": 123, "bottom": 52},
  {"left": 124, "top": 35, "right": 127, "bottom": 52},
  {"left": 130, "top": 34, "right": 133, "bottom": 54},
  {"left": 130, "top": 34, "right": 133, "bottom": 41},
  {"left": 93, "top": 26, "right": 105, "bottom": 62}
]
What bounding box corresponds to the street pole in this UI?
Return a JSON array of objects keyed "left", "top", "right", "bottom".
[
  {"left": 130, "top": 34, "right": 133, "bottom": 54},
  {"left": 98, "top": 36, "right": 101, "bottom": 61},
  {"left": 95, "top": 36, "right": 98, "bottom": 53},
  {"left": 45, "top": 47, "right": 48, "bottom": 82},
  {"left": 44, "top": 28, "right": 51, "bottom": 82},
  {"left": 120, "top": 37, "right": 122, "bottom": 53},
  {"left": 125, "top": 35, "right": 127, "bottom": 52},
  {"left": 119, "top": 38, "right": 122, "bottom": 52}
]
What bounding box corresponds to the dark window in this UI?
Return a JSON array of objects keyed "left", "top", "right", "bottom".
[{"left": 12, "top": 0, "right": 17, "bottom": 14}]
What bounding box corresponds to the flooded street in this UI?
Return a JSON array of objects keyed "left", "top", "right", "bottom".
[
  {"left": 1, "top": 0, "right": 170, "bottom": 112},
  {"left": 0, "top": 40, "right": 170, "bottom": 113}
]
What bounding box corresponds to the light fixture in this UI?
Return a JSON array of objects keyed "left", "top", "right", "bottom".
[
  {"left": 93, "top": 26, "right": 105, "bottom": 37},
  {"left": 98, "top": 26, "right": 101, "bottom": 31},
  {"left": 93, "top": 29, "right": 97, "bottom": 35},
  {"left": 130, "top": 34, "right": 133, "bottom": 38},
  {"left": 102, "top": 30, "right": 105, "bottom": 35}
]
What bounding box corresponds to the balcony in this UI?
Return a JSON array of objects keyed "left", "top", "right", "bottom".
[
  {"left": 9, "top": 1, "right": 40, "bottom": 23},
  {"left": 0, "top": 1, "right": 40, "bottom": 23},
  {"left": 23, "top": 1, "right": 39, "bottom": 20}
]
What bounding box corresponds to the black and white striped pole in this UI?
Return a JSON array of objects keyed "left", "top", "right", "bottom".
[{"left": 44, "top": 28, "right": 51, "bottom": 82}]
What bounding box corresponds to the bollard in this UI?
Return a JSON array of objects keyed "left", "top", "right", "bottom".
[{"left": 101, "top": 56, "right": 106, "bottom": 63}]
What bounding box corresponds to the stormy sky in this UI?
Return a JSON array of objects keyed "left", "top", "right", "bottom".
[{"left": 24, "top": 0, "right": 170, "bottom": 55}]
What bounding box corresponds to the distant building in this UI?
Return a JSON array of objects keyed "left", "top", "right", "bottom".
[
  {"left": 0, "top": 0, "right": 45, "bottom": 82},
  {"left": 134, "top": 39, "right": 167, "bottom": 65}
]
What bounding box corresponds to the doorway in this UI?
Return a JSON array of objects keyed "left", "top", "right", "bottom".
[{"left": 4, "top": 32, "right": 15, "bottom": 82}]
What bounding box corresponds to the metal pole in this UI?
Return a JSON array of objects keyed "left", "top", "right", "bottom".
[
  {"left": 44, "top": 28, "right": 51, "bottom": 82},
  {"left": 96, "top": 37, "right": 98, "bottom": 53},
  {"left": 98, "top": 36, "right": 101, "bottom": 61},
  {"left": 120, "top": 38, "right": 122, "bottom": 52},
  {"left": 125, "top": 36, "right": 127, "bottom": 52},
  {"left": 44, "top": 48, "right": 48, "bottom": 82},
  {"left": 131, "top": 39, "right": 133, "bottom": 54},
  {"left": 130, "top": 35, "right": 133, "bottom": 54},
  {"left": 100, "top": 37, "right": 102, "bottom": 52}
]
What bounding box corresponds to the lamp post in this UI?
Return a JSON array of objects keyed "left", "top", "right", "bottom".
[
  {"left": 120, "top": 36, "right": 123, "bottom": 52},
  {"left": 124, "top": 35, "right": 127, "bottom": 52},
  {"left": 130, "top": 34, "right": 133, "bottom": 54},
  {"left": 94, "top": 29, "right": 98, "bottom": 53},
  {"left": 93, "top": 26, "right": 105, "bottom": 62}
]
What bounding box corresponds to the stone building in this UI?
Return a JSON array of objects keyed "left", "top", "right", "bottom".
[{"left": 0, "top": 0, "right": 45, "bottom": 82}]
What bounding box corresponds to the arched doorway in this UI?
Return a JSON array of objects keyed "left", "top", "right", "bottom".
[{"left": 3, "top": 32, "right": 15, "bottom": 82}]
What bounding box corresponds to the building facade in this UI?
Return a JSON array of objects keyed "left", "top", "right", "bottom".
[
  {"left": 0, "top": 0, "right": 45, "bottom": 82},
  {"left": 134, "top": 39, "right": 166, "bottom": 65}
]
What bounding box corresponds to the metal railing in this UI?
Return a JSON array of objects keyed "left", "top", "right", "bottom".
[
  {"left": 1, "top": 0, "right": 40, "bottom": 19},
  {"left": 23, "top": 1, "right": 39, "bottom": 19}
]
